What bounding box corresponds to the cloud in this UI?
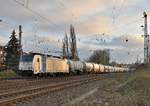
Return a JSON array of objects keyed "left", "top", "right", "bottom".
[
  {"left": 75, "top": 15, "right": 114, "bottom": 35},
  {"left": 0, "top": 36, "right": 7, "bottom": 45},
  {"left": 0, "top": 0, "right": 148, "bottom": 63},
  {"left": 77, "top": 34, "right": 144, "bottom": 63}
]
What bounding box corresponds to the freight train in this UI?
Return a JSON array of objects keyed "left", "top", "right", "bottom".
[{"left": 19, "top": 53, "right": 129, "bottom": 75}]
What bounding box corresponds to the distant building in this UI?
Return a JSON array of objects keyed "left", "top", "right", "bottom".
[{"left": 0, "top": 46, "right": 6, "bottom": 69}]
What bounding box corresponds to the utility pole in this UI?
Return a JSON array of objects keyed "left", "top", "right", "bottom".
[
  {"left": 136, "top": 55, "right": 139, "bottom": 64},
  {"left": 19, "top": 25, "right": 22, "bottom": 47},
  {"left": 19, "top": 25, "right": 23, "bottom": 54},
  {"left": 143, "top": 12, "right": 150, "bottom": 64}
]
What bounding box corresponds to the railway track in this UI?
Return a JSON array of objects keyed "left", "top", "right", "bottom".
[
  {"left": 0, "top": 74, "right": 94, "bottom": 93},
  {"left": 0, "top": 74, "right": 101, "bottom": 106}
]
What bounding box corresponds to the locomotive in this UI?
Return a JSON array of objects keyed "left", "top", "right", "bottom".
[{"left": 19, "top": 53, "right": 129, "bottom": 75}]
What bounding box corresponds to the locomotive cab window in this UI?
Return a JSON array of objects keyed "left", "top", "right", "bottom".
[
  {"left": 37, "top": 58, "right": 40, "bottom": 62},
  {"left": 20, "top": 54, "right": 34, "bottom": 62}
]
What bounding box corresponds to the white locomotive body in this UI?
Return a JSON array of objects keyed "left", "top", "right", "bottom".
[{"left": 19, "top": 54, "right": 34, "bottom": 75}]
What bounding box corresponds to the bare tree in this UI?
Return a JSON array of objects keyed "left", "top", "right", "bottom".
[
  {"left": 88, "top": 49, "right": 110, "bottom": 65},
  {"left": 69, "top": 24, "right": 79, "bottom": 60},
  {"left": 65, "top": 32, "right": 69, "bottom": 58},
  {"left": 62, "top": 32, "right": 69, "bottom": 59},
  {"left": 62, "top": 25, "right": 79, "bottom": 60},
  {"left": 62, "top": 39, "right": 66, "bottom": 59}
]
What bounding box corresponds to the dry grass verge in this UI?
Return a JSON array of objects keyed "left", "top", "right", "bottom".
[
  {"left": 109, "top": 67, "right": 150, "bottom": 106},
  {"left": 0, "top": 70, "right": 17, "bottom": 79}
]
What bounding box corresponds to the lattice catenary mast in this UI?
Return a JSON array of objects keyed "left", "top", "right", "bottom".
[{"left": 143, "top": 12, "right": 150, "bottom": 64}]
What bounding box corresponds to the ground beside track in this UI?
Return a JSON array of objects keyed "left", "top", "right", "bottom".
[
  {"left": 14, "top": 71, "right": 133, "bottom": 106},
  {"left": 14, "top": 67, "right": 150, "bottom": 106},
  {"left": 0, "top": 70, "right": 18, "bottom": 79},
  {"left": 75, "top": 67, "right": 150, "bottom": 106}
]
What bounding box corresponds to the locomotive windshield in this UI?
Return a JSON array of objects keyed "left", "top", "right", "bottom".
[{"left": 20, "top": 54, "right": 34, "bottom": 62}]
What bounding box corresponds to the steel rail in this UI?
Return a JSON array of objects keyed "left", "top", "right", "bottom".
[{"left": 0, "top": 75, "right": 100, "bottom": 106}]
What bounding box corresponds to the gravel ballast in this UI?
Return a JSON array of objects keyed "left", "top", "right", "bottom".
[{"left": 15, "top": 73, "right": 131, "bottom": 106}]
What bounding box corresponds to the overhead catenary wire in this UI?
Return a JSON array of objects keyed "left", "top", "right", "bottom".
[
  {"left": 11, "top": 0, "right": 67, "bottom": 54},
  {"left": 0, "top": 19, "right": 19, "bottom": 30},
  {"left": 115, "top": 0, "right": 126, "bottom": 19},
  {"left": 111, "top": 18, "right": 143, "bottom": 36},
  {"left": 12, "top": 0, "right": 60, "bottom": 28},
  {"left": 73, "top": 0, "right": 143, "bottom": 38},
  {"left": 2, "top": 0, "right": 145, "bottom": 60},
  {"left": 111, "top": 0, "right": 117, "bottom": 24}
]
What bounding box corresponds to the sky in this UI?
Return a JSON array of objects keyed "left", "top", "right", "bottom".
[{"left": 0, "top": 0, "right": 150, "bottom": 64}]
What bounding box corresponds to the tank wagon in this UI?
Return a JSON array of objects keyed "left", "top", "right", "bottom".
[
  {"left": 84, "top": 63, "right": 94, "bottom": 73},
  {"left": 68, "top": 60, "right": 84, "bottom": 74},
  {"left": 19, "top": 53, "right": 130, "bottom": 75}
]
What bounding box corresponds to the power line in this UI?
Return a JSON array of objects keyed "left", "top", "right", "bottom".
[
  {"left": 12, "top": 0, "right": 59, "bottom": 28},
  {"left": 11, "top": 0, "right": 65, "bottom": 54},
  {"left": 56, "top": 0, "right": 66, "bottom": 8},
  {"left": 111, "top": 0, "right": 118, "bottom": 24},
  {"left": 111, "top": 18, "right": 143, "bottom": 35},
  {"left": 115, "top": 0, "right": 126, "bottom": 19}
]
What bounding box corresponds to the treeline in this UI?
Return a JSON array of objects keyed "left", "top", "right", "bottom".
[{"left": 87, "top": 49, "right": 110, "bottom": 65}]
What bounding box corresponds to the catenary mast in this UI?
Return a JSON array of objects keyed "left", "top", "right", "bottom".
[{"left": 143, "top": 12, "right": 150, "bottom": 64}]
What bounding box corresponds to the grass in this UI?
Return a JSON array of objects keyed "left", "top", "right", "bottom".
[
  {"left": 109, "top": 66, "right": 150, "bottom": 106},
  {"left": 0, "top": 70, "right": 18, "bottom": 78},
  {"left": 75, "top": 66, "right": 150, "bottom": 106}
]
